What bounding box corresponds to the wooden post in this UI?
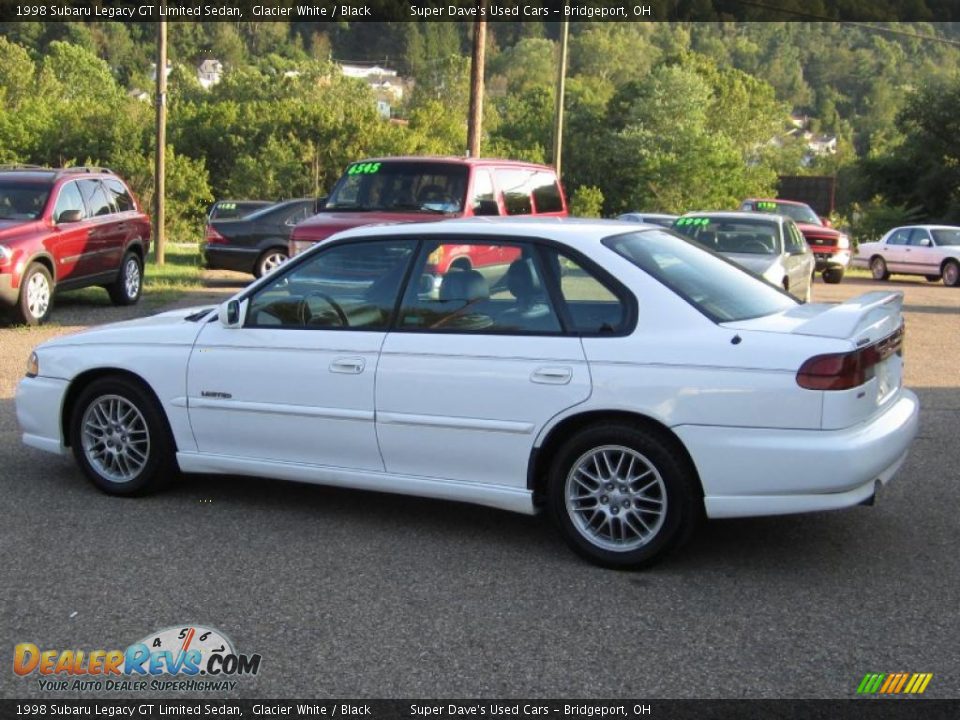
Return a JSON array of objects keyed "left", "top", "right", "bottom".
[
  {"left": 466, "top": 7, "right": 487, "bottom": 158},
  {"left": 552, "top": 18, "right": 570, "bottom": 180},
  {"left": 154, "top": 21, "right": 167, "bottom": 265}
]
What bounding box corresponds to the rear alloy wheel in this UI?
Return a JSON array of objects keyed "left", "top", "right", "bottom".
[
  {"left": 69, "top": 376, "right": 175, "bottom": 496},
  {"left": 943, "top": 260, "right": 960, "bottom": 287},
  {"left": 548, "top": 424, "right": 701, "bottom": 569},
  {"left": 17, "top": 263, "right": 54, "bottom": 325},
  {"left": 108, "top": 252, "right": 143, "bottom": 306},
  {"left": 870, "top": 257, "right": 890, "bottom": 281},
  {"left": 255, "top": 248, "right": 288, "bottom": 278},
  {"left": 823, "top": 267, "right": 845, "bottom": 284}
]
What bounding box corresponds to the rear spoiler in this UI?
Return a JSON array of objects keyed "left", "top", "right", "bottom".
[{"left": 792, "top": 291, "right": 903, "bottom": 341}]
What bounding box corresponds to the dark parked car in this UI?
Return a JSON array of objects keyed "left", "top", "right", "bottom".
[
  {"left": 204, "top": 198, "right": 322, "bottom": 278},
  {"left": 206, "top": 199, "right": 274, "bottom": 222},
  {"left": 0, "top": 165, "right": 150, "bottom": 325}
]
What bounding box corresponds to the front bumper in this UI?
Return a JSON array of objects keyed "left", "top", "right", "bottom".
[
  {"left": 16, "top": 375, "right": 70, "bottom": 455},
  {"left": 813, "top": 250, "right": 850, "bottom": 271},
  {"left": 675, "top": 388, "right": 919, "bottom": 519},
  {"left": 0, "top": 272, "right": 19, "bottom": 307}
]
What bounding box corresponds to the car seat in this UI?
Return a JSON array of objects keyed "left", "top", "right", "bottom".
[{"left": 498, "top": 259, "right": 560, "bottom": 332}]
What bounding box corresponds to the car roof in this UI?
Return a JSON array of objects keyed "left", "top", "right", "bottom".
[
  {"left": 0, "top": 168, "right": 117, "bottom": 184},
  {"left": 349, "top": 156, "right": 557, "bottom": 171},
  {"left": 681, "top": 211, "right": 784, "bottom": 224},
  {"left": 892, "top": 224, "right": 960, "bottom": 231},
  {"left": 620, "top": 212, "right": 677, "bottom": 219},
  {"left": 330, "top": 217, "right": 663, "bottom": 255}
]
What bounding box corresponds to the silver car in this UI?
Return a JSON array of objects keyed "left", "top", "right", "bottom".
[{"left": 672, "top": 212, "right": 816, "bottom": 302}]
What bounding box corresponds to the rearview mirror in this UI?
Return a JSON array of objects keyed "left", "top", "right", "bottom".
[
  {"left": 473, "top": 200, "right": 500, "bottom": 217},
  {"left": 57, "top": 209, "right": 84, "bottom": 224},
  {"left": 219, "top": 299, "right": 246, "bottom": 328}
]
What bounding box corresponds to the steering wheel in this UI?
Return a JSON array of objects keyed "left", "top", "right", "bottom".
[
  {"left": 741, "top": 240, "right": 771, "bottom": 254},
  {"left": 297, "top": 292, "right": 349, "bottom": 327}
]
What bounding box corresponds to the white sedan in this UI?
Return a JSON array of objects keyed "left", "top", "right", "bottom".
[
  {"left": 16, "top": 219, "right": 919, "bottom": 568},
  {"left": 854, "top": 225, "right": 960, "bottom": 286}
]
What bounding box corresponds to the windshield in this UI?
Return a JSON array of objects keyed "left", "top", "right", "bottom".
[
  {"left": 749, "top": 200, "right": 820, "bottom": 225},
  {"left": 0, "top": 183, "right": 50, "bottom": 220},
  {"left": 673, "top": 217, "right": 781, "bottom": 255},
  {"left": 604, "top": 229, "right": 796, "bottom": 323},
  {"left": 325, "top": 161, "right": 468, "bottom": 215},
  {"left": 932, "top": 229, "right": 960, "bottom": 246}
]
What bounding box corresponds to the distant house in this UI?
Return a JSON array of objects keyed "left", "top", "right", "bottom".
[
  {"left": 197, "top": 59, "right": 223, "bottom": 89},
  {"left": 337, "top": 61, "right": 407, "bottom": 118}
]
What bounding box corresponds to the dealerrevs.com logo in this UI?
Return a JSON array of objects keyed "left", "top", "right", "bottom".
[{"left": 13, "top": 625, "right": 261, "bottom": 692}]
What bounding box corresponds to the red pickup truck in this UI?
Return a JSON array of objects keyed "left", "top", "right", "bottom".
[{"left": 289, "top": 157, "right": 567, "bottom": 274}]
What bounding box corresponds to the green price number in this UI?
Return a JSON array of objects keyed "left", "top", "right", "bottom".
[
  {"left": 756, "top": 201, "right": 778, "bottom": 210},
  {"left": 677, "top": 217, "right": 710, "bottom": 226},
  {"left": 348, "top": 162, "right": 382, "bottom": 175}
]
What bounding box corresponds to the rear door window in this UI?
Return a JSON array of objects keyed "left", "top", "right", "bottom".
[
  {"left": 78, "top": 179, "right": 115, "bottom": 217},
  {"left": 886, "top": 229, "right": 910, "bottom": 246},
  {"left": 104, "top": 179, "right": 135, "bottom": 213},
  {"left": 531, "top": 173, "right": 564, "bottom": 214},
  {"left": 495, "top": 169, "right": 533, "bottom": 216}
]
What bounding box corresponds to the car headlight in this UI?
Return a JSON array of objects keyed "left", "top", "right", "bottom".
[
  {"left": 837, "top": 234, "right": 850, "bottom": 249},
  {"left": 26, "top": 351, "right": 39, "bottom": 378},
  {"left": 0, "top": 244, "right": 12, "bottom": 267}
]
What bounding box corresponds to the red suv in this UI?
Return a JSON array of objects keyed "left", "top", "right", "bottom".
[
  {"left": 289, "top": 157, "right": 567, "bottom": 274},
  {"left": 739, "top": 198, "right": 850, "bottom": 283},
  {"left": 0, "top": 166, "right": 151, "bottom": 324}
]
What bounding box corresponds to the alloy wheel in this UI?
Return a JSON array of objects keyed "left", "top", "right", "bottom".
[{"left": 80, "top": 394, "right": 151, "bottom": 484}]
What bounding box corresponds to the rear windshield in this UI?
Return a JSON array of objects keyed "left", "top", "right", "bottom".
[
  {"left": 746, "top": 200, "right": 820, "bottom": 225},
  {"left": 674, "top": 217, "right": 781, "bottom": 255},
  {"left": 604, "top": 229, "right": 796, "bottom": 323},
  {"left": 325, "top": 161, "right": 468, "bottom": 215},
  {"left": 0, "top": 182, "right": 50, "bottom": 220},
  {"left": 210, "top": 201, "right": 272, "bottom": 220}
]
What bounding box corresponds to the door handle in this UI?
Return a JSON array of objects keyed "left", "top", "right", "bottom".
[
  {"left": 531, "top": 366, "right": 573, "bottom": 385},
  {"left": 330, "top": 357, "right": 365, "bottom": 374}
]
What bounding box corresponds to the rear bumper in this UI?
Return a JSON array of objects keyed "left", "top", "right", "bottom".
[
  {"left": 203, "top": 245, "right": 257, "bottom": 274},
  {"left": 675, "top": 389, "right": 919, "bottom": 519}
]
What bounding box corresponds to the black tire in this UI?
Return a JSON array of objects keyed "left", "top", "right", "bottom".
[
  {"left": 547, "top": 423, "right": 702, "bottom": 569},
  {"left": 869, "top": 256, "right": 889, "bottom": 282},
  {"left": 822, "top": 266, "right": 845, "bottom": 284},
  {"left": 942, "top": 260, "right": 960, "bottom": 287},
  {"left": 255, "top": 247, "right": 288, "bottom": 278},
  {"left": 16, "top": 263, "right": 54, "bottom": 325},
  {"left": 108, "top": 251, "right": 143, "bottom": 306},
  {"left": 68, "top": 376, "right": 176, "bottom": 496}
]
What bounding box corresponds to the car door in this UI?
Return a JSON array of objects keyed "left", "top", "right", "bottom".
[
  {"left": 882, "top": 228, "right": 911, "bottom": 271},
  {"left": 46, "top": 180, "right": 94, "bottom": 281},
  {"left": 77, "top": 179, "right": 124, "bottom": 275},
  {"left": 186, "top": 238, "right": 417, "bottom": 470},
  {"left": 375, "top": 236, "right": 591, "bottom": 488},
  {"left": 783, "top": 221, "right": 813, "bottom": 292},
  {"left": 906, "top": 228, "right": 938, "bottom": 275}
]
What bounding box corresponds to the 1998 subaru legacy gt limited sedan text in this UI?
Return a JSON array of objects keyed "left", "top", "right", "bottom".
[{"left": 16, "top": 218, "right": 919, "bottom": 568}]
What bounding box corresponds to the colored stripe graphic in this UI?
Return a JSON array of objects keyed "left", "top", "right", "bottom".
[{"left": 858, "top": 673, "right": 932, "bottom": 694}]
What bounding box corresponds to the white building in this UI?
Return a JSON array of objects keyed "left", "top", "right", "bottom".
[
  {"left": 197, "top": 59, "right": 224, "bottom": 89},
  {"left": 338, "top": 62, "right": 407, "bottom": 118}
]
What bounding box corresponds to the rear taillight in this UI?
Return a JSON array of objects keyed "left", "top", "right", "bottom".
[
  {"left": 797, "top": 325, "right": 903, "bottom": 391},
  {"left": 205, "top": 226, "right": 227, "bottom": 245}
]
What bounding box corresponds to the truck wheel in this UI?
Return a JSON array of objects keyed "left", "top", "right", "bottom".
[{"left": 17, "top": 263, "right": 54, "bottom": 325}]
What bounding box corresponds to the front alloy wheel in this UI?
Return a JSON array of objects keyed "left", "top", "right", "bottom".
[
  {"left": 548, "top": 424, "right": 701, "bottom": 568},
  {"left": 17, "top": 263, "right": 53, "bottom": 325},
  {"left": 69, "top": 376, "right": 175, "bottom": 495},
  {"left": 943, "top": 260, "right": 960, "bottom": 287}
]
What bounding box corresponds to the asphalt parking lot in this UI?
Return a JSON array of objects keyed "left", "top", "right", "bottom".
[{"left": 0, "top": 272, "right": 957, "bottom": 699}]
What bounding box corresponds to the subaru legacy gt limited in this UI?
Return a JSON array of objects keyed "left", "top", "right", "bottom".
[{"left": 16, "top": 218, "right": 919, "bottom": 568}]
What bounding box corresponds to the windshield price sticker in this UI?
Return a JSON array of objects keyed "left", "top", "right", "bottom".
[
  {"left": 676, "top": 217, "right": 710, "bottom": 226},
  {"left": 347, "top": 162, "right": 382, "bottom": 175},
  {"left": 756, "top": 201, "right": 779, "bottom": 210}
]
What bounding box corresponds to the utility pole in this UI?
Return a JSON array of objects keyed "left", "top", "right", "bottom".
[
  {"left": 466, "top": 6, "right": 487, "bottom": 158},
  {"left": 154, "top": 21, "right": 167, "bottom": 265},
  {"left": 552, "top": 18, "right": 570, "bottom": 180}
]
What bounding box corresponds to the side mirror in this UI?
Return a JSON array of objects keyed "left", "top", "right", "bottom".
[
  {"left": 57, "top": 209, "right": 84, "bottom": 224},
  {"left": 316, "top": 196, "right": 328, "bottom": 209},
  {"left": 219, "top": 299, "right": 246, "bottom": 328},
  {"left": 919, "top": 237, "right": 931, "bottom": 247},
  {"left": 819, "top": 217, "right": 832, "bottom": 228},
  {"left": 473, "top": 199, "right": 500, "bottom": 217}
]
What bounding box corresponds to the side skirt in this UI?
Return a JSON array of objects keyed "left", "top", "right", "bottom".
[{"left": 176, "top": 451, "right": 537, "bottom": 515}]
